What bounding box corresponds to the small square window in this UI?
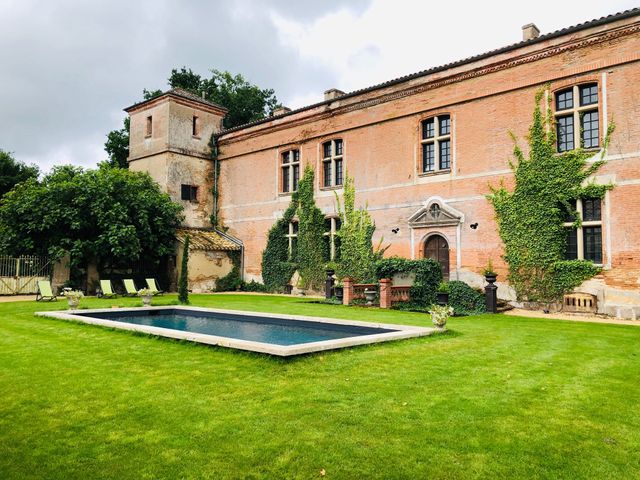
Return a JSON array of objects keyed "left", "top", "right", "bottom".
[
  {"left": 582, "top": 198, "right": 601, "bottom": 222},
  {"left": 181, "top": 184, "right": 198, "bottom": 202},
  {"left": 580, "top": 84, "right": 598, "bottom": 106},
  {"left": 556, "top": 89, "right": 573, "bottom": 111}
]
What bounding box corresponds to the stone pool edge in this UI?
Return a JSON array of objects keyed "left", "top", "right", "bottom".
[{"left": 35, "top": 306, "right": 439, "bottom": 357}]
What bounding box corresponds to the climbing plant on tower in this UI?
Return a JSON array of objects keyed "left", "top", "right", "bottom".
[{"left": 488, "top": 87, "right": 614, "bottom": 302}]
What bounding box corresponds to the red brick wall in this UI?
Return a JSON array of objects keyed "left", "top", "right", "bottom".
[{"left": 216, "top": 15, "right": 640, "bottom": 303}]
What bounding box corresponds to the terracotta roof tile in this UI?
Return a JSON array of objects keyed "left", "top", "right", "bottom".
[
  {"left": 218, "top": 7, "right": 640, "bottom": 136},
  {"left": 176, "top": 228, "right": 241, "bottom": 251}
]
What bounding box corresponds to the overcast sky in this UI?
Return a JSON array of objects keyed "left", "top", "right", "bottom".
[{"left": 0, "top": 0, "right": 637, "bottom": 171}]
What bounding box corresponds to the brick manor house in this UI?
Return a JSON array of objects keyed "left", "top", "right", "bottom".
[{"left": 125, "top": 8, "right": 640, "bottom": 318}]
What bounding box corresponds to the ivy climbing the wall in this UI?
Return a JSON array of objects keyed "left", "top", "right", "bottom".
[
  {"left": 209, "top": 134, "right": 222, "bottom": 228},
  {"left": 296, "top": 166, "right": 326, "bottom": 291},
  {"left": 261, "top": 191, "right": 298, "bottom": 292},
  {"left": 488, "top": 87, "right": 614, "bottom": 302},
  {"left": 334, "top": 174, "right": 380, "bottom": 283},
  {"left": 375, "top": 257, "right": 442, "bottom": 310}
]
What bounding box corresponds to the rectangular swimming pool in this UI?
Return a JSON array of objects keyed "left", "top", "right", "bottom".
[{"left": 36, "top": 306, "right": 436, "bottom": 356}]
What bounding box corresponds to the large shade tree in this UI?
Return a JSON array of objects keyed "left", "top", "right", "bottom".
[
  {"left": 0, "top": 165, "right": 183, "bottom": 269},
  {"left": 0, "top": 149, "right": 39, "bottom": 198}
]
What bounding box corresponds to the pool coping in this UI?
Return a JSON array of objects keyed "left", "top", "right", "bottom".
[{"left": 35, "top": 306, "right": 439, "bottom": 356}]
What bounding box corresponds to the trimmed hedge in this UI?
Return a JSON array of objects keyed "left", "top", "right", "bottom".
[
  {"left": 447, "top": 281, "right": 485, "bottom": 316},
  {"left": 375, "top": 257, "right": 442, "bottom": 310}
]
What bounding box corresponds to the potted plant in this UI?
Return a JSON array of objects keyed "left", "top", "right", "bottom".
[
  {"left": 436, "top": 281, "right": 450, "bottom": 306},
  {"left": 138, "top": 288, "right": 153, "bottom": 306},
  {"left": 66, "top": 290, "right": 84, "bottom": 309},
  {"left": 483, "top": 259, "right": 497, "bottom": 283},
  {"left": 429, "top": 304, "right": 454, "bottom": 329}
]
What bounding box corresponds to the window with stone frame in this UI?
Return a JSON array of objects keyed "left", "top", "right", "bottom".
[
  {"left": 281, "top": 149, "right": 300, "bottom": 193},
  {"left": 285, "top": 220, "right": 298, "bottom": 260},
  {"left": 322, "top": 217, "right": 342, "bottom": 262},
  {"left": 322, "top": 139, "right": 344, "bottom": 188},
  {"left": 554, "top": 83, "right": 600, "bottom": 153},
  {"left": 563, "top": 197, "right": 603, "bottom": 264},
  {"left": 421, "top": 114, "right": 451, "bottom": 173}
]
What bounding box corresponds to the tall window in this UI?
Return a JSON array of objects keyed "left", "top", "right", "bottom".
[
  {"left": 146, "top": 116, "right": 153, "bottom": 137},
  {"left": 192, "top": 116, "right": 199, "bottom": 137},
  {"left": 285, "top": 221, "right": 298, "bottom": 259},
  {"left": 555, "top": 83, "right": 599, "bottom": 152},
  {"left": 322, "top": 139, "right": 344, "bottom": 188},
  {"left": 322, "top": 217, "right": 342, "bottom": 261},
  {"left": 281, "top": 150, "right": 300, "bottom": 193},
  {"left": 563, "top": 198, "right": 603, "bottom": 264},
  {"left": 421, "top": 114, "right": 451, "bottom": 173}
]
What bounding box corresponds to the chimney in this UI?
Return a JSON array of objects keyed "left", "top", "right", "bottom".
[
  {"left": 273, "top": 106, "right": 291, "bottom": 116},
  {"left": 324, "top": 88, "right": 345, "bottom": 101},
  {"left": 522, "top": 23, "right": 540, "bottom": 41}
]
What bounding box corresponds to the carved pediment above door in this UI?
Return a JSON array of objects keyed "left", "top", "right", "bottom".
[{"left": 408, "top": 196, "right": 464, "bottom": 228}]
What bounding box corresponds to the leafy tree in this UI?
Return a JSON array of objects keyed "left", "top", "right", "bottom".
[
  {"left": 488, "top": 88, "right": 613, "bottom": 301},
  {"left": 334, "top": 174, "right": 379, "bottom": 283},
  {"left": 167, "top": 67, "right": 279, "bottom": 129},
  {"left": 0, "top": 150, "right": 39, "bottom": 198},
  {"left": 178, "top": 236, "right": 190, "bottom": 304},
  {"left": 105, "top": 68, "right": 279, "bottom": 167},
  {"left": 0, "top": 165, "right": 183, "bottom": 270},
  {"left": 296, "top": 166, "right": 326, "bottom": 291},
  {"left": 103, "top": 117, "right": 130, "bottom": 169}
]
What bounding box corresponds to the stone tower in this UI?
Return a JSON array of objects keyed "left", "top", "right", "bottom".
[{"left": 125, "top": 88, "right": 228, "bottom": 228}]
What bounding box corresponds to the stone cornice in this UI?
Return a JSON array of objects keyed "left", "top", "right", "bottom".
[
  {"left": 219, "top": 21, "right": 640, "bottom": 149},
  {"left": 128, "top": 146, "right": 212, "bottom": 163}
]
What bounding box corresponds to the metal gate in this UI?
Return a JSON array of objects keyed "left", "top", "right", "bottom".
[{"left": 0, "top": 255, "right": 53, "bottom": 295}]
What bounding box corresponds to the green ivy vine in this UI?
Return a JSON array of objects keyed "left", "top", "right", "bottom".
[
  {"left": 488, "top": 87, "right": 614, "bottom": 302},
  {"left": 209, "top": 134, "right": 222, "bottom": 228},
  {"left": 296, "top": 166, "right": 326, "bottom": 290},
  {"left": 375, "top": 257, "right": 442, "bottom": 310},
  {"left": 334, "top": 173, "right": 379, "bottom": 283},
  {"left": 261, "top": 190, "right": 298, "bottom": 292}
]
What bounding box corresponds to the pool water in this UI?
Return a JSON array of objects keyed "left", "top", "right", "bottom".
[{"left": 78, "top": 309, "right": 397, "bottom": 346}]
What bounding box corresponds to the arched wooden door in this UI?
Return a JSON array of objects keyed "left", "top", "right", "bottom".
[{"left": 424, "top": 234, "right": 450, "bottom": 280}]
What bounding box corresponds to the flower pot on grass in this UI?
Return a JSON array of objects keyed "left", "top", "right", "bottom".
[
  {"left": 65, "top": 290, "right": 84, "bottom": 310},
  {"left": 138, "top": 288, "right": 153, "bottom": 307}
]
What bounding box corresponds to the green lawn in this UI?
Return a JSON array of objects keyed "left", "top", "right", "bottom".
[{"left": 1, "top": 294, "right": 639, "bottom": 479}]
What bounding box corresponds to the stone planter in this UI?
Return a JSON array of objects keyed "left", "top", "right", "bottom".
[
  {"left": 364, "top": 289, "right": 377, "bottom": 306},
  {"left": 67, "top": 297, "right": 80, "bottom": 309},
  {"left": 141, "top": 295, "right": 152, "bottom": 307},
  {"left": 436, "top": 292, "right": 450, "bottom": 306}
]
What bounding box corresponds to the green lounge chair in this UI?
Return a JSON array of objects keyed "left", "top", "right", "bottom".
[
  {"left": 146, "top": 278, "right": 164, "bottom": 296},
  {"left": 99, "top": 280, "right": 117, "bottom": 298},
  {"left": 123, "top": 279, "right": 138, "bottom": 296},
  {"left": 36, "top": 280, "right": 57, "bottom": 302}
]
